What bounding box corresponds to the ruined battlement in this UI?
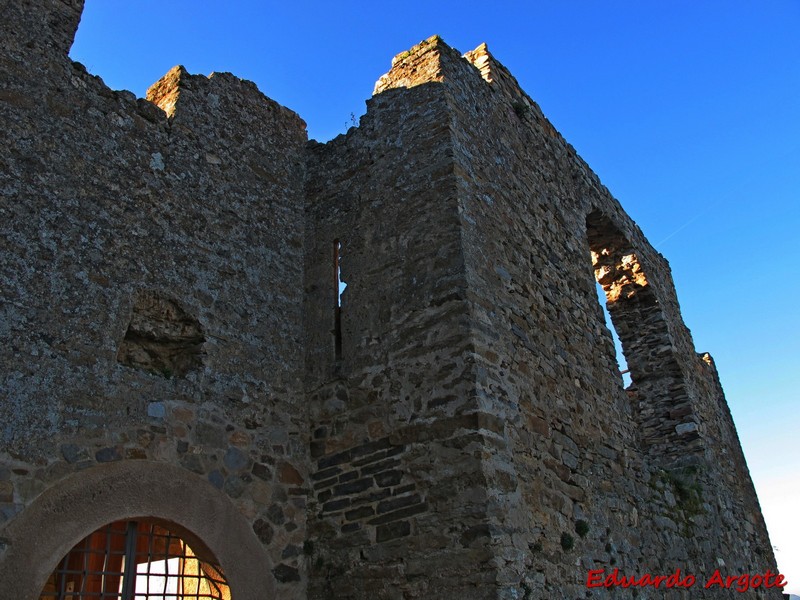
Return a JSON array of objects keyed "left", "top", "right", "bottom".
[
  {"left": 0, "top": 3, "right": 778, "bottom": 599},
  {"left": 1, "top": 0, "right": 83, "bottom": 61}
]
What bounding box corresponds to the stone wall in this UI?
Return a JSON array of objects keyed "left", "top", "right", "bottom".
[
  {"left": 0, "top": 4, "right": 779, "bottom": 599},
  {"left": 452, "top": 41, "right": 777, "bottom": 597},
  {"left": 1, "top": 1, "right": 309, "bottom": 598},
  {"left": 303, "top": 35, "right": 778, "bottom": 599},
  {"left": 304, "top": 39, "right": 493, "bottom": 597}
]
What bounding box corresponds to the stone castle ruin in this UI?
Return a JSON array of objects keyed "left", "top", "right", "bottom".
[{"left": 0, "top": 1, "right": 779, "bottom": 598}]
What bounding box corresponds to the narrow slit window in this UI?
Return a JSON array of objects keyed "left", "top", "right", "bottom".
[{"left": 333, "top": 240, "right": 347, "bottom": 360}]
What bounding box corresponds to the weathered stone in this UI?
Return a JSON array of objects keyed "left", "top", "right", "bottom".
[
  {"left": 207, "top": 470, "right": 224, "bottom": 490},
  {"left": 0, "top": 11, "right": 776, "bottom": 600},
  {"left": 360, "top": 458, "right": 401, "bottom": 476},
  {"left": 351, "top": 446, "right": 404, "bottom": 468},
  {"left": 376, "top": 520, "right": 411, "bottom": 542},
  {"left": 181, "top": 453, "right": 204, "bottom": 474},
  {"left": 368, "top": 503, "right": 428, "bottom": 526},
  {"left": 341, "top": 522, "right": 361, "bottom": 534},
  {"left": 223, "top": 475, "right": 246, "bottom": 499},
  {"left": 311, "top": 466, "right": 341, "bottom": 481},
  {"left": 281, "top": 544, "right": 302, "bottom": 559},
  {"left": 344, "top": 506, "right": 375, "bottom": 521},
  {"left": 278, "top": 461, "right": 304, "bottom": 485},
  {"left": 223, "top": 447, "right": 248, "bottom": 472},
  {"left": 377, "top": 494, "right": 421, "bottom": 514},
  {"left": 117, "top": 291, "right": 205, "bottom": 377},
  {"left": 194, "top": 422, "right": 225, "bottom": 448},
  {"left": 94, "top": 447, "right": 121, "bottom": 463},
  {"left": 337, "top": 471, "right": 358, "bottom": 484},
  {"left": 317, "top": 449, "right": 352, "bottom": 470},
  {"left": 60, "top": 444, "right": 83, "bottom": 464},
  {"left": 351, "top": 488, "right": 392, "bottom": 506},
  {"left": 253, "top": 518, "right": 274, "bottom": 545},
  {"left": 251, "top": 462, "right": 272, "bottom": 481},
  {"left": 272, "top": 564, "right": 301, "bottom": 583},
  {"left": 333, "top": 477, "right": 373, "bottom": 497},
  {"left": 125, "top": 448, "right": 147, "bottom": 460},
  {"left": 266, "top": 503, "right": 286, "bottom": 526},
  {"left": 374, "top": 470, "right": 403, "bottom": 487},
  {"left": 0, "top": 482, "right": 14, "bottom": 503},
  {"left": 321, "top": 498, "right": 350, "bottom": 513}
]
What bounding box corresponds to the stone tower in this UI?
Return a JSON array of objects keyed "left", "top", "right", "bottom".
[{"left": 0, "top": 2, "right": 779, "bottom": 599}]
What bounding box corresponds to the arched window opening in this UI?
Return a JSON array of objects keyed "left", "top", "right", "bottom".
[
  {"left": 39, "top": 520, "right": 230, "bottom": 600},
  {"left": 586, "top": 210, "right": 701, "bottom": 463},
  {"left": 595, "top": 281, "right": 632, "bottom": 388},
  {"left": 586, "top": 211, "right": 648, "bottom": 390}
]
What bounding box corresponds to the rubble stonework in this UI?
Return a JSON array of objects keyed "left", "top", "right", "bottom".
[{"left": 0, "top": 2, "right": 779, "bottom": 599}]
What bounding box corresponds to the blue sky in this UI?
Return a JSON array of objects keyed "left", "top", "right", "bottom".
[{"left": 70, "top": 0, "right": 800, "bottom": 589}]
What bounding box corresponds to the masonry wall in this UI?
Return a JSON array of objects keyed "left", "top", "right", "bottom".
[
  {"left": 0, "top": 1, "right": 309, "bottom": 597},
  {"left": 451, "top": 42, "right": 778, "bottom": 597},
  {"left": 0, "top": 3, "right": 779, "bottom": 598},
  {"left": 305, "top": 35, "right": 777, "bottom": 599},
  {"left": 304, "top": 40, "right": 497, "bottom": 598}
]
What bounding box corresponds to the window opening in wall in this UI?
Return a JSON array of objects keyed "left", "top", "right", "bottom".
[
  {"left": 116, "top": 291, "right": 205, "bottom": 379},
  {"left": 39, "top": 519, "right": 230, "bottom": 600},
  {"left": 596, "top": 282, "right": 632, "bottom": 387},
  {"left": 333, "top": 240, "right": 347, "bottom": 360},
  {"left": 586, "top": 210, "right": 648, "bottom": 391},
  {"left": 587, "top": 210, "right": 699, "bottom": 461}
]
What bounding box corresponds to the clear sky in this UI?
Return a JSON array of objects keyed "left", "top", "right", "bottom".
[{"left": 70, "top": 0, "right": 799, "bottom": 590}]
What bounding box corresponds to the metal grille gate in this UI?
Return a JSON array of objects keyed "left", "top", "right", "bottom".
[{"left": 39, "top": 520, "right": 230, "bottom": 600}]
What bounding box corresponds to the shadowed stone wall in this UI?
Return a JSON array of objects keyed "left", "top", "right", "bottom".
[
  {"left": 1, "top": 2, "right": 309, "bottom": 598},
  {"left": 302, "top": 36, "right": 777, "bottom": 599},
  {"left": 451, "top": 41, "right": 777, "bottom": 598},
  {"left": 0, "top": 4, "right": 778, "bottom": 599},
  {"left": 303, "top": 42, "right": 490, "bottom": 595}
]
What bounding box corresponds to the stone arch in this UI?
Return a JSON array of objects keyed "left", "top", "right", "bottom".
[
  {"left": 0, "top": 460, "right": 274, "bottom": 600},
  {"left": 585, "top": 209, "right": 702, "bottom": 465}
]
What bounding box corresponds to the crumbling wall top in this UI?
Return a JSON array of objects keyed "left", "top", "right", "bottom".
[
  {"left": 145, "top": 64, "right": 306, "bottom": 134},
  {"left": 373, "top": 35, "right": 469, "bottom": 95},
  {"left": 1, "top": 0, "right": 85, "bottom": 60},
  {"left": 463, "top": 42, "right": 533, "bottom": 104}
]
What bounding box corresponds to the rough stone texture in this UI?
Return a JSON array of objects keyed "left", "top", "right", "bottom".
[
  {"left": 303, "top": 36, "right": 778, "bottom": 599},
  {"left": 116, "top": 290, "right": 206, "bottom": 378},
  {"left": 1, "top": 2, "right": 308, "bottom": 598},
  {"left": 0, "top": 5, "right": 778, "bottom": 600}
]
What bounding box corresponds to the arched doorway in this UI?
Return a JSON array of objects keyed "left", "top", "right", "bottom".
[
  {"left": 40, "top": 519, "right": 230, "bottom": 599},
  {"left": 0, "top": 461, "right": 274, "bottom": 600}
]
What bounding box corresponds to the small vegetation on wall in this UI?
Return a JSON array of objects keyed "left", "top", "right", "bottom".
[
  {"left": 575, "top": 519, "right": 590, "bottom": 538},
  {"left": 652, "top": 465, "right": 706, "bottom": 537},
  {"left": 560, "top": 532, "right": 574, "bottom": 551},
  {"left": 512, "top": 99, "right": 529, "bottom": 118}
]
